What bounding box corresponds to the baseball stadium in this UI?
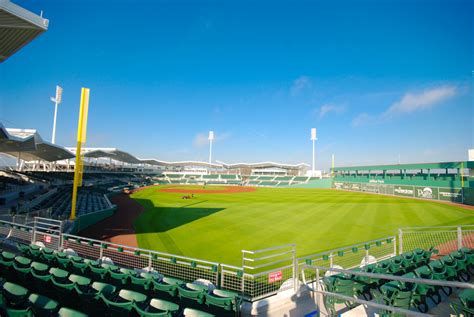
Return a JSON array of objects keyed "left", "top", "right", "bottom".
[{"left": 1, "top": 1, "right": 473, "bottom": 316}]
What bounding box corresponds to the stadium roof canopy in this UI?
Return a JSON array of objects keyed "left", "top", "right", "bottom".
[
  {"left": 216, "top": 161, "right": 309, "bottom": 171},
  {"left": 0, "top": 125, "right": 75, "bottom": 161},
  {"left": 0, "top": 0, "right": 49, "bottom": 63},
  {"left": 78, "top": 148, "right": 144, "bottom": 164},
  {"left": 75, "top": 148, "right": 224, "bottom": 167}
]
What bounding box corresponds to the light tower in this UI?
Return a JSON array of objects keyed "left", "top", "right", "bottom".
[
  {"left": 208, "top": 131, "right": 214, "bottom": 164},
  {"left": 311, "top": 128, "right": 317, "bottom": 175},
  {"left": 50, "top": 85, "right": 63, "bottom": 144}
]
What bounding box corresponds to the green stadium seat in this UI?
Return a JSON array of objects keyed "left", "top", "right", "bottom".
[
  {"left": 450, "top": 289, "right": 474, "bottom": 317},
  {"left": 28, "top": 245, "right": 41, "bottom": 260},
  {"left": 70, "top": 257, "right": 88, "bottom": 274},
  {"left": 108, "top": 268, "right": 131, "bottom": 287},
  {"left": 204, "top": 289, "right": 241, "bottom": 312},
  {"left": 178, "top": 283, "right": 207, "bottom": 305},
  {"left": 28, "top": 293, "right": 59, "bottom": 317},
  {"left": 129, "top": 272, "right": 153, "bottom": 293},
  {"left": 16, "top": 243, "right": 30, "bottom": 257},
  {"left": 151, "top": 276, "right": 183, "bottom": 298},
  {"left": 31, "top": 262, "right": 49, "bottom": 275},
  {"left": 402, "top": 272, "right": 440, "bottom": 310},
  {"left": 2, "top": 251, "right": 16, "bottom": 262},
  {"left": 74, "top": 282, "right": 116, "bottom": 316},
  {"left": 1, "top": 282, "right": 29, "bottom": 308},
  {"left": 182, "top": 308, "right": 215, "bottom": 317},
  {"left": 50, "top": 268, "right": 69, "bottom": 281},
  {"left": 57, "top": 307, "right": 89, "bottom": 317},
  {"left": 89, "top": 263, "right": 108, "bottom": 281},
  {"left": 41, "top": 248, "right": 56, "bottom": 263},
  {"left": 12, "top": 256, "right": 32, "bottom": 285},
  {"left": 133, "top": 298, "right": 179, "bottom": 317},
  {"left": 100, "top": 289, "right": 147, "bottom": 317}
]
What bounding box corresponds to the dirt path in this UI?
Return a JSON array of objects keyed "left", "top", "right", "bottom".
[{"left": 78, "top": 193, "right": 145, "bottom": 247}]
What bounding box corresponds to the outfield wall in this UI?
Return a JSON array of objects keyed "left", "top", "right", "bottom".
[{"left": 285, "top": 178, "right": 332, "bottom": 188}]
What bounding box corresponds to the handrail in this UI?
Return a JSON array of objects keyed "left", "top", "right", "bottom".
[
  {"left": 298, "top": 235, "right": 395, "bottom": 261},
  {"left": 301, "top": 264, "right": 474, "bottom": 289}
]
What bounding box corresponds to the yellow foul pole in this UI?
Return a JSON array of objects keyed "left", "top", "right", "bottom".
[{"left": 70, "top": 88, "right": 90, "bottom": 220}]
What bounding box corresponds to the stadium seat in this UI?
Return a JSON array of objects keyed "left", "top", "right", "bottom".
[
  {"left": 204, "top": 289, "right": 241, "bottom": 312},
  {"left": 133, "top": 298, "right": 179, "bottom": 317},
  {"left": 57, "top": 307, "right": 89, "bottom": 317},
  {"left": 182, "top": 307, "right": 215, "bottom": 317},
  {"left": 1, "top": 281, "right": 29, "bottom": 308},
  {"left": 450, "top": 289, "right": 474, "bottom": 317},
  {"left": 100, "top": 289, "right": 147, "bottom": 317},
  {"left": 178, "top": 283, "right": 208, "bottom": 305},
  {"left": 28, "top": 293, "right": 59, "bottom": 316},
  {"left": 74, "top": 281, "right": 116, "bottom": 315},
  {"left": 152, "top": 276, "right": 183, "bottom": 298}
]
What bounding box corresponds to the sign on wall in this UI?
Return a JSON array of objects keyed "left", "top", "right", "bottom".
[{"left": 268, "top": 271, "right": 283, "bottom": 283}]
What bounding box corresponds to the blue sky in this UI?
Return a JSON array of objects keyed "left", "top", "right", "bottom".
[{"left": 1, "top": 0, "right": 472, "bottom": 170}]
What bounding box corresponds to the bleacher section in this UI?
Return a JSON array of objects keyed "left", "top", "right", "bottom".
[
  {"left": 32, "top": 186, "right": 111, "bottom": 219},
  {"left": 318, "top": 247, "right": 474, "bottom": 316},
  {"left": 0, "top": 243, "right": 241, "bottom": 316}
]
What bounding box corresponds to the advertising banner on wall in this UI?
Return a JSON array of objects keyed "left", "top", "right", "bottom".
[
  {"left": 415, "top": 186, "right": 439, "bottom": 200},
  {"left": 438, "top": 188, "right": 463, "bottom": 202},
  {"left": 393, "top": 185, "right": 415, "bottom": 197}
]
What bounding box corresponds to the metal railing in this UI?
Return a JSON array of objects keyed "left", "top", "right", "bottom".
[
  {"left": 298, "top": 236, "right": 396, "bottom": 270},
  {"left": 62, "top": 233, "right": 220, "bottom": 287},
  {"left": 1, "top": 217, "right": 472, "bottom": 304},
  {"left": 399, "top": 225, "right": 474, "bottom": 255},
  {"left": 301, "top": 264, "right": 474, "bottom": 317}
]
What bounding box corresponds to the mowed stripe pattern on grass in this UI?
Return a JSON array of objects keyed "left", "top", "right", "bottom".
[{"left": 131, "top": 186, "right": 474, "bottom": 266}]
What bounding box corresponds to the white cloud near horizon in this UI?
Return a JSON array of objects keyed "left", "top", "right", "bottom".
[
  {"left": 193, "top": 131, "right": 231, "bottom": 147},
  {"left": 290, "top": 76, "right": 312, "bottom": 96},
  {"left": 352, "top": 85, "right": 458, "bottom": 127},
  {"left": 316, "top": 104, "right": 346, "bottom": 118},
  {"left": 384, "top": 85, "right": 457, "bottom": 116}
]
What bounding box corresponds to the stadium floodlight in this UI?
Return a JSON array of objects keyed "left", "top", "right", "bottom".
[
  {"left": 208, "top": 131, "right": 214, "bottom": 164},
  {"left": 311, "top": 128, "right": 317, "bottom": 172},
  {"left": 50, "top": 85, "right": 63, "bottom": 144}
]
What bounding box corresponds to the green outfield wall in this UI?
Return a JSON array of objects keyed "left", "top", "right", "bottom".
[
  {"left": 332, "top": 161, "right": 473, "bottom": 205},
  {"left": 287, "top": 178, "right": 332, "bottom": 188}
]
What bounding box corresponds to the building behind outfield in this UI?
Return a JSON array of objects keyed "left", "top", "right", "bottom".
[{"left": 332, "top": 161, "right": 474, "bottom": 205}]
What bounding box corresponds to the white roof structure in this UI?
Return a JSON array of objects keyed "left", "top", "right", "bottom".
[
  {"left": 0, "top": 0, "right": 49, "bottom": 62},
  {"left": 0, "top": 124, "right": 75, "bottom": 161},
  {"left": 217, "top": 160, "right": 309, "bottom": 171},
  {"left": 0, "top": 126, "right": 310, "bottom": 170}
]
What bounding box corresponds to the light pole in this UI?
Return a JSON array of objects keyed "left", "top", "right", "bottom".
[
  {"left": 208, "top": 131, "right": 214, "bottom": 164},
  {"left": 311, "top": 128, "right": 317, "bottom": 174},
  {"left": 50, "top": 85, "right": 63, "bottom": 144}
]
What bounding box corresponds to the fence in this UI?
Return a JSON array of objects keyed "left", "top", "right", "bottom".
[
  {"left": 1, "top": 217, "right": 473, "bottom": 303},
  {"left": 399, "top": 225, "right": 474, "bottom": 256}
]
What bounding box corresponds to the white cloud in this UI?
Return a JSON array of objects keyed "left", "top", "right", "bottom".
[
  {"left": 316, "top": 104, "right": 345, "bottom": 118},
  {"left": 290, "top": 76, "right": 312, "bottom": 96},
  {"left": 352, "top": 85, "right": 458, "bottom": 127},
  {"left": 352, "top": 113, "right": 376, "bottom": 127},
  {"left": 193, "top": 131, "right": 231, "bottom": 147},
  {"left": 384, "top": 85, "right": 457, "bottom": 116}
]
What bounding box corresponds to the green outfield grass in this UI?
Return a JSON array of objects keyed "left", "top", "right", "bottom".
[{"left": 131, "top": 185, "right": 474, "bottom": 266}]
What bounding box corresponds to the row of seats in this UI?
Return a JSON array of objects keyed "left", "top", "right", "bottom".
[
  {"left": 10, "top": 244, "right": 241, "bottom": 316},
  {"left": 0, "top": 279, "right": 86, "bottom": 317},
  {"left": 32, "top": 186, "right": 110, "bottom": 219},
  {"left": 322, "top": 248, "right": 474, "bottom": 316}
]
